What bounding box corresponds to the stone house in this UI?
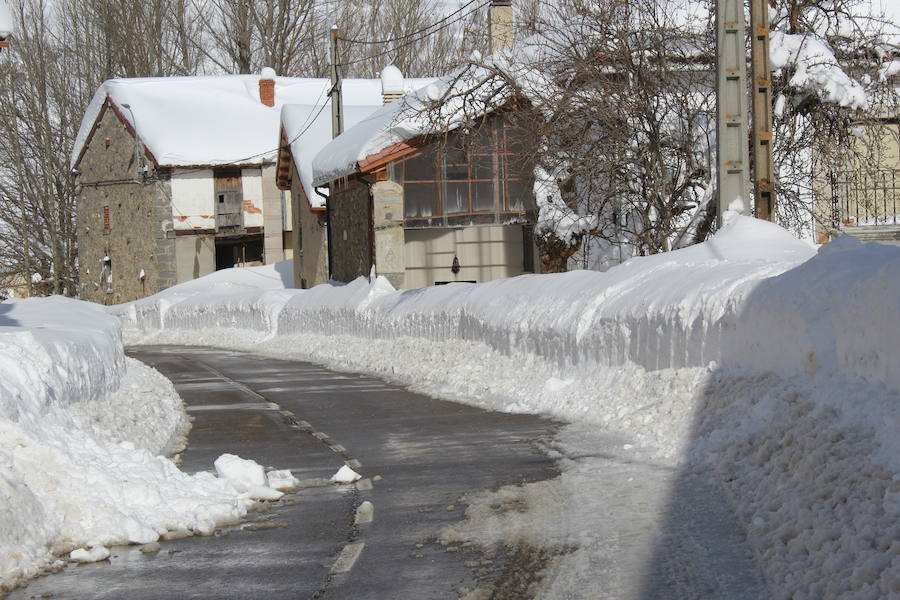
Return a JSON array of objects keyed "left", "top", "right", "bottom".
[
  {"left": 307, "top": 0, "right": 540, "bottom": 290},
  {"left": 275, "top": 70, "right": 435, "bottom": 288},
  {"left": 72, "top": 72, "right": 345, "bottom": 304}
]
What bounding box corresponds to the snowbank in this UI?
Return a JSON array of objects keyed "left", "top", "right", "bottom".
[
  {"left": 117, "top": 217, "right": 900, "bottom": 598},
  {"left": 0, "top": 297, "right": 284, "bottom": 592}
]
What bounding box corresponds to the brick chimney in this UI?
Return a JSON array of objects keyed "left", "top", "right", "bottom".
[
  {"left": 489, "top": 0, "right": 514, "bottom": 54},
  {"left": 259, "top": 67, "right": 276, "bottom": 107},
  {"left": 381, "top": 64, "right": 405, "bottom": 105}
]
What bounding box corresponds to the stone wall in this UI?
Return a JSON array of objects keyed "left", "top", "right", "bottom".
[
  {"left": 371, "top": 180, "right": 406, "bottom": 289},
  {"left": 76, "top": 107, "right": 176, "bottom": 304},
  {"left": 328, "top": 184, "right": 371, "bottom": 283}
]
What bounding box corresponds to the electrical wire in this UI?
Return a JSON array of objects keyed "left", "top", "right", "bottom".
[
  {"left": 78, "top": 82, "right": 336, "bottom": 186},
  {"left": 337, "top": 0, "right": 492, "bottom": 68},
  {"left": 336, "top": 0, "right": 482, "bottom": 45},
  {"left": 78, "top": 1, "right": 491, "bottom": 184}
]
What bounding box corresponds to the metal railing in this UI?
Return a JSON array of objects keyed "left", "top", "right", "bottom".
[{"left": 829, "top": 169, "right": 900, "bottom": 229}]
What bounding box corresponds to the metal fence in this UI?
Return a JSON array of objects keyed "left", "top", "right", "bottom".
[{"left": 829, "top": 169, "right": 900, "bottom": 229}]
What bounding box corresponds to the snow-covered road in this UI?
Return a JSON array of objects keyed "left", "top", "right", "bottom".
[{"left": 10, "top": 347, "right": 766, "bottom": 599}]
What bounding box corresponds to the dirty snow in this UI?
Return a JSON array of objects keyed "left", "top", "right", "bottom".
[
  {"left": 0, "top": 297, "right": 287, "bottom": 592},
  {"left": 330, "top": 465, "right": 362, "bottom": 484},
  {"left": 117, "top": 214, "right": 900, "bottom": 599}
]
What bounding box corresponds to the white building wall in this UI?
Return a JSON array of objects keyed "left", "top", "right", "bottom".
[
  {"left": 241, "top": 168, "right": 264, "bottom": 229},
  {"left": 170, "top": 169, "right": 215, "bottom": 230}
]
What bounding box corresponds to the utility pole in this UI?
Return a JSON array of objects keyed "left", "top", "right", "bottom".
[
  {"left": 715, "top": 0, "right": 751, "bottom": 225},
  {"left": 330, "top": 26, "right": 344, "bottom": 139},
  {"left": 750, "top": 0, "right": 776, "bottom": 221}
]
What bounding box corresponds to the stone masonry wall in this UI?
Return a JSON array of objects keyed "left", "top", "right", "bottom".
[
  {"left": 328, "top": 184, "right": 371, "bottom": 283},
  {"left": 77, "top": 107, "right": 176, "bottom": 304}
]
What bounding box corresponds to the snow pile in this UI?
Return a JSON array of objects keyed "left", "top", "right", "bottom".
[
  {"left": 0, "top": 297, "right": 282, "bottom": 592},
  {"left": 330, "top": 465, "right": 362, "bottom": 484},
  {"left": 770, "top": 30, "right": 869, "bottom": 110},
  {"left": 117, "top": 216, "right": 900, "bottom": 598}
]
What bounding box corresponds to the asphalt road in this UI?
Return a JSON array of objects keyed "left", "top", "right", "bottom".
[{"left": 9, "top": 346, "right": 561, "bottom": 600}]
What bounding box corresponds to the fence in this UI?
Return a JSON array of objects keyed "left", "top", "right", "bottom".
[{"left": 828, "top": 169, "right": 900, "bottom": 229}]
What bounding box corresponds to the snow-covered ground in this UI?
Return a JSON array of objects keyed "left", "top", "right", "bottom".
[
  {"left": 0, "top": 296, "right": 294, "bottom": 592},
  {"left": 116, "top": 214, "right": 900, "bottom": 599}
]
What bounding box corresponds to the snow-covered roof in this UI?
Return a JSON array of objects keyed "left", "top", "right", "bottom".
[
  {"left": 281, "top": 76, "right": 434, "bottom": 209},
  {"left": 71, "top": 75, "right": 411, "bottom": 170},
  {"left": 0, "top": 0, "right": 13, "bottom": 39},
  {"left": 311, "top": 37, "right": 551, "bottom": 186}
]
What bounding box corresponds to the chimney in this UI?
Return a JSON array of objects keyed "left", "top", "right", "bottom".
[
  {"left": 489, "top": 0, "right": 514, "bottom": 54},
  {"left": 381, "top": 64, "right": 405, "bottom": 105},
  {"left": 259, "top": 67, "right": 276, "bottom": 107}
]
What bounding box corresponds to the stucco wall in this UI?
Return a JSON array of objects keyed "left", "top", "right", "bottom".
[
  {"left": 76, "top": 107, "right": 176, "bottom": 304},
  {"left": 175, "top": 235, "right": 215, "bottom": 283},
  {"left": 241, "top": 167, "right": 264, "bottom": 229},
  {"left": 291, "top": 180, "right": 329, "bottom": 288},
  {"left": 260, "top": 164, "right": 284, "bottom": 263},
  {"left": 404, "top": 225, "right": 531, "bottom": 289},
  {"left": 171, "top": 169, "right": 215, "bottom": 230},
  {"left": 328, "top": 184, "right": 371, "bottom": 283}
]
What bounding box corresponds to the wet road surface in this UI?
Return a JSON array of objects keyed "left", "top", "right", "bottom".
[{"left": 8, "top": 346, "right": 560, "bottom": 600}]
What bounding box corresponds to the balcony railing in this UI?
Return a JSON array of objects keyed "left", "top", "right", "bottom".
[{"left": 829, "top": 169, "right": 900, "bottom": 229}]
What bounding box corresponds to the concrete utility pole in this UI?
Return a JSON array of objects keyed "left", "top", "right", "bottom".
[
  {"left": 330, "top": 26, "right": 344, "bottom": 139},
  {"left": 715, "top": 0, "right": 751, "bottom": 225},
  {"left": 750, "top": 0, "right": 776, "bottom": 221}
]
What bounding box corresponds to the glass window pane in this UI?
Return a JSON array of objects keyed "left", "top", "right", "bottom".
[
  {"left": 504, "top": 123, "right": 527, "bottom": 154},
  {"left": 505, "top": 178, "right": 527, "bottom": 211},
  {"left": 445, "top": 160, "right": 468, "bottom": 181},
  {"left": 405, "top": 182, "right": 436, "bottom": 217},
  {"left": 472, "top": 154, "right": 494, "bottom": 180},
  {"left": 473, "top": 181, "right": 495, "bottom": 212},
  {"left": 389, "top": 161, "right": 404, "bottom": 184},
  {"left": 444, "top": 181, "right": 468, "bottom": 213},
  {"left": 404, "top": 150, "right": 435, "bottom": 181}
]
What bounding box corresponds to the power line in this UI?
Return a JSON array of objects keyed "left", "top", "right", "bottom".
[
  {"left": 337, "top": 0, "right": 492, "bottom": 68},
  {"left": 337, "top": 0, "right": 482, "bottom": 45},
  {"left": 79, "top": 82, "right": 336, "bottom": 186}
]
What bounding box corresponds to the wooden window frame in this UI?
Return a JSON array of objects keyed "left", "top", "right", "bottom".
[{"left": 396, "top": 116, "right": 533, "bottom": 223}]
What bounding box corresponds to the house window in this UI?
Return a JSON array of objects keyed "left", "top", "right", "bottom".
[
  {"left": 102, "top": 206, "right": 111, "bottom": 233},
  {"left": 395, "top": 114, "right": 533, "bottom": 224},
  {"left": 401, "top": 149, "right": 438, "bottom": 218}
]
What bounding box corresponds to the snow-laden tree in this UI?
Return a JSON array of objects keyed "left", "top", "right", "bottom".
[
  {"left": 409, "top": 0, "right": 718, "bottom": 271},
  {"left": 768, "top": 0, "right": 899, "bottom": 238},
  {"left": 409, "top": 0, "right": 898, "bottom": 270}
]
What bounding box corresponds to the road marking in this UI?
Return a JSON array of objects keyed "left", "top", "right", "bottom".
[
  {"left": 329, "top": 444, "right": 346, "bottom": 453},
  {"left": 356, "top": 478, "right": 373, "bottom": 491},
  {"left": 331, "top": 542, "right": 365, "bottom": 574},
  {"left": 312, "top": 431, "right": 330, "bottom": 441},
  {"left": 355, "top": 501, "right": 374, "bottom": 524},
  {"left": 187, "top": 402, "right": 280, "bottom": 412},
  {"left": 347, "top": 459, "right": 362, "bottom": 470},
  {"left": 198, "top": 363, "right": 268, "bottom": 401}
]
